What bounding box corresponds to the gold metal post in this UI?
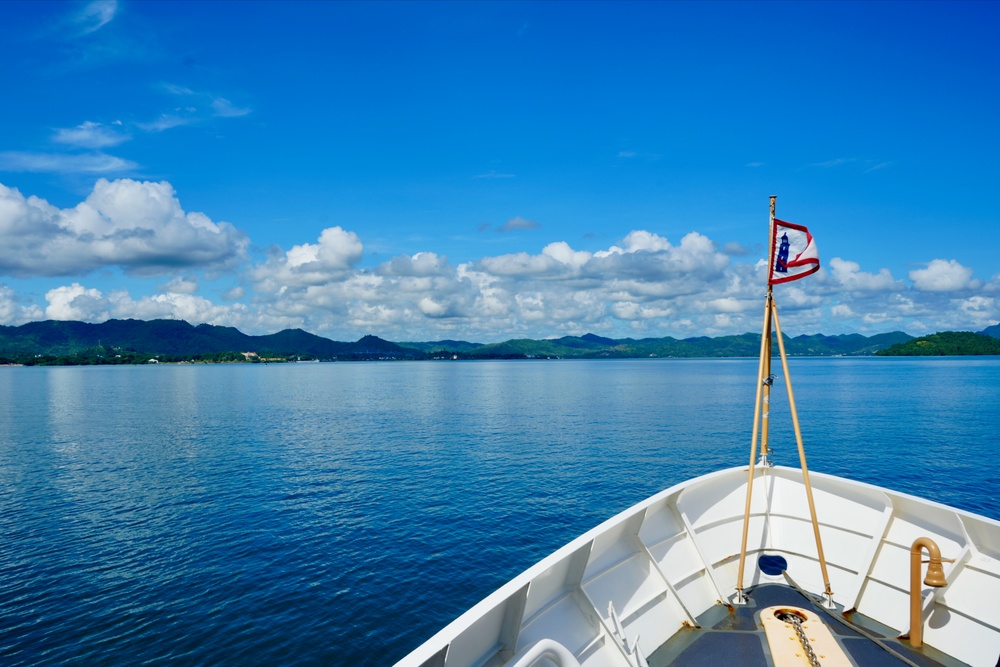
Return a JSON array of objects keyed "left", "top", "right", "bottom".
[{"left": 907, "top": 537, "right": 949, "bottom": 648}]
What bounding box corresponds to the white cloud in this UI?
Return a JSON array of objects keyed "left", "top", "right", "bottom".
[
  {"left": 909, "top": 259, "right": 978, "bottom": 292},
  {"left": 477, "top": 251, "right": 561, "bottom": 277},
  {"left": 828, "top": 257, "right": 901, "bottom": 291},
  {"left": 0, "top": 285, "right": 44, "bottom": 325},
  {"left": 831, "top": 304, "right": 855, "bottom": 319},
  {"left": 542, "top": 242, "right": 591, "bottom": 270},
  {"left": 161, "top": 276, "right": 198, "bottom": 294},
  {"left": 0, "top": 151, "right": 137, "bottom": 174},
  {"left": 137, "top": 114, "right": 197, "bottom": 133},
  {"left": 75, "top": 0, "right": 118, "bottom": 35},
  {"left": 706, "top": 297, "right": 747, "bottom": 313},
  {"left": 145, "top": 86, "right": 252, "bottom": 130},
  {"left": 210, "top": 97, "right": 252, "bottom": 118},
  {"left": 381, "top": 251, "right": 448, "bottom": 277},
  {"left": 622, "top": 230, "right": 672, "bottom": 253},
  {"left": 959, "top": 296, "right": 994, "bottom": 318},
  {"left": 45, "top": 283, "right": 110, "bottom": 321},
  {"left": 249, "top": 226, "right": 363, "bottom": 292},
  {"left": 108, "top": 290, "right": 249, "bottom": 326},
  {"left": 0, "top": 179, "right": 248, "bottom": 277},
  {"left": 52, "top": 121, "right": 129, "bottom": 149}
]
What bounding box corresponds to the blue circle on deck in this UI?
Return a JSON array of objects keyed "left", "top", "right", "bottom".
[{"left": 758, "top": 554, "right": 788, "bottom": 576}]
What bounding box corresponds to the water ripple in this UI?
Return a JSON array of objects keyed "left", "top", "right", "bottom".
[{"left": 0, "top": 359, "right": 997, "bottom": 665}]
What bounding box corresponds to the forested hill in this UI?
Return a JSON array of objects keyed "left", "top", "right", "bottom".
[
  {"left": 3, "top": 318, "right": 998, "bottom": 364},
  {"left": 0, "top": 320, "right": 420, "bottom": 362},
  {"left": 876, "top": 331, "right": 1000, "bottom": 356},
  {"left": 409, "top": 331, "right": 915, "bottom": 359},
  {"left": 0, "top": 319, "right": 930, "bottom": 364}
]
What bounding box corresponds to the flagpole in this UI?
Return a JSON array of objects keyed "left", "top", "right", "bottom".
[
  {"left": 760, "top": 198, "right": 776, "bottom": 466},
  {"left": 733, "top": 196, "right": 777, "bottom": 604}
]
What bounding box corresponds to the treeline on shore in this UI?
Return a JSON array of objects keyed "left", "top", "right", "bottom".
[{"left": 0, "top": 319, "right": 998, "bottom": 366}]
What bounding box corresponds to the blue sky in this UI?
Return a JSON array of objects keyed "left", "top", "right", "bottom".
[{"left": 0, "top": 1, "right": 997, "bottom": 342}]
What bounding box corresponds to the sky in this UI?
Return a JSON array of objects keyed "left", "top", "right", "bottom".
[{"left": 0, "top": 0, "right": 998, "bottom": 343}]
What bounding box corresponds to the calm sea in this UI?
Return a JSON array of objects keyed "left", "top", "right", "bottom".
[{"left": 1, "top": 358, "right": 998, "bottom": 665}]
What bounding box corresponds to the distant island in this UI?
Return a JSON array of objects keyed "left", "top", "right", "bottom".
[
  {"left": 876, "top": 331, "right": 1000, "bottom": 356},
  {"left": 0, "top": 319, "right": 997, "bottom": 366}
]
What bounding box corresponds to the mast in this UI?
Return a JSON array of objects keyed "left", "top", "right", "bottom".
[{"left": 733, "top": 196, "right": 834, "bottom": 609}]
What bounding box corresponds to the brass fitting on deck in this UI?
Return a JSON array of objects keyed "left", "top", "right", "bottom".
[{"left": 908, "top": 537, "right": 949, "bottom": 648}]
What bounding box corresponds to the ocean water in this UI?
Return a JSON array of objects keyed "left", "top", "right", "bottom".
[{"left": 0, "top": 358, "right": 997, "bottom": 665}]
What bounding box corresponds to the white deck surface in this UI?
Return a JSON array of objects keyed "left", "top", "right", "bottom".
[{"left": 396, "top": 466, "right": 1000, "bottom": 667}]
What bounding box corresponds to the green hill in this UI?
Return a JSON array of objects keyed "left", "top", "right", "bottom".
[
  {"left": 876, "top": 331, "right": 1000, "bottom": 356},
  {"left": 0, "top": 319, "right": 421, "bottom": 362},
  {"left": 452, "top": 331, "right": 912, "bottom": 359},
  {"left": 0, "top": 318, "right": 928, "bottom": 365}
]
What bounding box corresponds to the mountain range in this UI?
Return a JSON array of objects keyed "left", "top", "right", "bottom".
[{"left": 5, "top": 318, "right": 996, "bottom": 362}]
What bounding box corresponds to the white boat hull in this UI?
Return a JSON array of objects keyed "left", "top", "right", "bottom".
[{"left": 396, "top": 466, "right": 1000, "bottom": 667}]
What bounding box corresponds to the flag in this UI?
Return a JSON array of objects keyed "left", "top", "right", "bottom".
[{"left": 769, "top": 219, "right": 819, "bottom": 285}]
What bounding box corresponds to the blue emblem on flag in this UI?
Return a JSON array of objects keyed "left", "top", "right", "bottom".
[{"left": 774, "top": 233, "right": 790, "bottom": 274}]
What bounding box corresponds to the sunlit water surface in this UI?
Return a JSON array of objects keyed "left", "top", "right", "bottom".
[{"left": 0, "top": 358, "right": 997, "bottom": 665}]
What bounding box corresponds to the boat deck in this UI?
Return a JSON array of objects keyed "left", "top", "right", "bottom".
[{"left": 649, "top": 584, "right": 966, "bottom": 667}]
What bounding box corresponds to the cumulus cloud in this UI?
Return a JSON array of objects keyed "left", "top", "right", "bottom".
[
  {"left": 32, "top": 282, "right": 254, "bottom": 329},
  {"left": 45, "top": 283, "right": 111, "bottom": 321},
  {"left": 0, "top": 181, "right": 996, "bottom": 340},
  {"left": 246, "top": 228, "right": 738, "bottom": 339},
  {"left": 108, "top": 290, "right": 250, "bottom": 325},
  {"left": 0, "top": 179, "right": 248, "bottom": 277},
  {"left": 477, "top": 251, "right": 561, "bottom": 277},
  {"left": 233, "top": 223, "right": 999, "bottom": 340},
  {"left": 909, "top": 259, "right": 978, "bottom": 292},
  {"left": 828, "top": 257, "right": 902, "bottom": 291},
  {"left": 249, "top": 226, "right": 363, "bottom": 293},
  {"left": 380, "top": 251, "right": 449, "bottom": 277}
]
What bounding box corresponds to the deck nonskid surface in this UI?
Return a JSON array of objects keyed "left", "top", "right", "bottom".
[{"left": 648, "top": 584, "right": 963, "bottom": 667}]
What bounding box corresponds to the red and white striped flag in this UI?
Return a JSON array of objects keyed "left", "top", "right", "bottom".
[{"left": 769, "top": 219, "right": 819, "bottom": 285}]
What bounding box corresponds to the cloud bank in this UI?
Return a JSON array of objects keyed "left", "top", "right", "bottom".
[{"left": 0, "top": 178, "right": 996, "bottom": 341}]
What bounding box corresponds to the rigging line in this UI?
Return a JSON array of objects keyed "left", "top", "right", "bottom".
[
  {"left": 735, "top": 292, "right": 773, "bottom": 601},
  {"left": 771, "top": 298, "right": 834, "bottom": 603}
]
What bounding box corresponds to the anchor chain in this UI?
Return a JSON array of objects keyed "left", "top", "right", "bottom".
[{"left": 775, "top": 611, "right": 821, "bottom": 667}]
